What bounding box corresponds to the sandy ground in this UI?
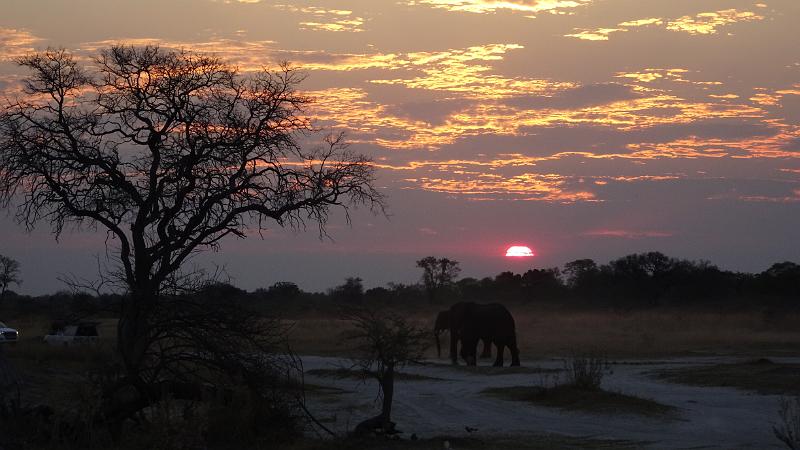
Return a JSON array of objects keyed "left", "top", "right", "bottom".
[{"left": 300, "top": 355, "right": 795, "bottom": 449}]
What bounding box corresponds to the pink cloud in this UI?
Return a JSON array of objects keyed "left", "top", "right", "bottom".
[{"left": 582, "top": 229, "right": 674, "bottom": 239}]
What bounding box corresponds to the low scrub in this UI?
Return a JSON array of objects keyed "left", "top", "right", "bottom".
[
  {"left": 563, "top": 355, "right": 610, "bottom": 390},
  {"left": 775, "top": 396, "right": 800, "bottom": 450}
]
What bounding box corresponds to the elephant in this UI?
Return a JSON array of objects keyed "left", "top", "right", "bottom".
[
  {"left": 450, "top": 302, "right": 520, "bottom": 367},
  {"left": 434, "top": 308, "right": 492, "bottom": 362}
]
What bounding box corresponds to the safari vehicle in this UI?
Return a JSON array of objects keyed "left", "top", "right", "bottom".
[
  {"left": 0, "top": 321, "right": 19, "bottom": 343},
  {"left": 43, "top": 321, "right": 100, "bottom": 345}
]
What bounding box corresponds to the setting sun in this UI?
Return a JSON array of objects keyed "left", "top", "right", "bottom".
[{"left": 505, "top": 246, "right": 534, "bottom": 257}]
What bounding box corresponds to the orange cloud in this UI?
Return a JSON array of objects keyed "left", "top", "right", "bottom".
[
  {"left": 750, "top": 85, "right": 800, "bottom": 106},
  {"left": 619, "top": 18, "right": 664, "bottom": 27},
  {"left": 623, "top": 123, "right": 800, "bottom": 160},
  {"left": 567, "top": 9, "right": 764, "bottom": 41},
  {"left": 566, "top": 28, "right": 625, "bottom": 41},
  {"left": 408, "top": 173, "right": 597, "bottom": 202},
  {"left": 274, "top": 5, "right": 365, "bottom": 32},
  {"left": 666, "top": 9, "right": 764, "bottom": 35},
  {"left": 615, "top": 68, "right": 720, "bottom": 86},
  {"left": 0, "top": 28, "right": 44, "bottom": 61},
  {"left": 369, "top": 44, "right": 575, "bottom": 98},
  {"left": 310, "top": 79, "right": 769, "bottom": 150}
]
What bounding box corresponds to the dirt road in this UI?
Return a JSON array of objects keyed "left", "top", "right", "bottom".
[{"left": 302, "top": 355, "right": 791, "bottom": 449}]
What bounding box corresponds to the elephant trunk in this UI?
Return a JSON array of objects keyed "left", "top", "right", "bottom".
[{"left": 435, "top": 331, "right": 441, "bottom": 358}]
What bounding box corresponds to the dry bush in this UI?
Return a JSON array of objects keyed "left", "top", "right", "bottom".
[
  {"left": 563, "top": 354, "right": 610, "bottom": 391},
  {"left": 775, "top": 396, "right": 800, "bottom": 449},
  {"left": 205, "top": 390, "right": 303, "bottom": 448}
]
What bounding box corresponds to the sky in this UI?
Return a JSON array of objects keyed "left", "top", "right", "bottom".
[{"left": 1, "top": 0, "right": 799, "bottom": 294}]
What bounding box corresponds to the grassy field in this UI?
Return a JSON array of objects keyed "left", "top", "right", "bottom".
[
  {"left": 287, "top": 307, "right": 800, "bottom": 358},
  {"left": 6, "top": 307, "right": 800, "bottom": 361}
]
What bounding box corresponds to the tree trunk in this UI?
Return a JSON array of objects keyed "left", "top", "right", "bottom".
[
  {"left": 116, "top": 286, "right": 158, "bottom": 395},
  {"left": 104, "top": 286, "right": 159, "bottom": 442},
  {"left": 380, "top": 365, "right": 394, "bottom": 429}
]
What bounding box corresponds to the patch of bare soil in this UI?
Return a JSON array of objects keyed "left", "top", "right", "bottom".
[
  {"left": 306, "top": 368, "right": 446, "bottom": 381},
  {"left": 654, "top": 358, "right": 800, "bottom": 395},
  {"left": 428, "top": 363, "right": 561, "bottom": 376},
  {"left": 284, "top": 434, "right": 638, "bottom": 450},
  {"left": 482, "top": 384, "right": 677, "bottom": 419}
]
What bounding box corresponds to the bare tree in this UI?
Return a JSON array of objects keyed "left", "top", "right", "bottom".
[
  {"left": 344, "top": 308, "right": 428, "bottom": 435},
  {"left": 416, "top": 256, "right": 460, "bottom": 303},
  {"left": 0, "top": 255, "right": 21, "bottom": 298},
  {"left": 0, "top": 45, "right": 383, "bottom": 425}
]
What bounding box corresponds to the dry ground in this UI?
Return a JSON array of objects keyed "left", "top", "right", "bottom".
[
  {"left": 481, "top": 384, "right": 678, "bottom": 418},
  {"left": 284, "top": 435, "right": 637, "bottom": 450},
  {"left": 654, "top": 358, "right": 800, "bottom": 395}
]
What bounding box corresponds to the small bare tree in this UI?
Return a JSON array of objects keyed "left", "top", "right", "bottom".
[
  {"left": 344, "top": 309, "right": 429, "bottom": 435},
  {"left": 0, "top": 255, "right": 21, "bottom": 298}
]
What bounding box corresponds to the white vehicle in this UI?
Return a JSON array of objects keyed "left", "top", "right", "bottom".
[
  {"left": 0, "top": 321, "right": 19, "bottom": 343},
  {"left": 44, "top": 322, "right": 100, "bottom": 345}
]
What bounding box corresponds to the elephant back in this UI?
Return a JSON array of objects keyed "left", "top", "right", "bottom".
[{"left": 461, "top": 302, "right": 516, "bottom": 341}]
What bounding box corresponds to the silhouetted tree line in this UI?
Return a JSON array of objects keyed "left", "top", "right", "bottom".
[{"left": 2, "top": 252, "right": 798, "bottom": 316}]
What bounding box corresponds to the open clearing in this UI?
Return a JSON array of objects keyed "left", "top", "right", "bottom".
[
  {"left": 654, "top": 358, "right": 800, "bottom": 395},
  {"left": 481, "top": 384, "right": 677, "bottom": 418},
  {"left": 302, "top": 355, "right": 796, "bottom": 449}
]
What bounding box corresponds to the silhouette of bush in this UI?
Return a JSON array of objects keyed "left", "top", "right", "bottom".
[
  {"left": 563, "top": 355, "right": 609, "bottom": 391},
  {"left": 205, "top": 390, "right": 302, "bottom": 448}
]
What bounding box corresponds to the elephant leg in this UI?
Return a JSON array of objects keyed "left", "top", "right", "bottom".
[
  {"left": 467, "top": 344, "right": 477, "bottom": 366},
  {"left": 460, "top": 343, "right": 476, "bottom": 366},
  {"left": 493, "top": 342, "right": 506, "bottom": 367},
  {"left": 509, "top": 334, "right": 521, "bottom": 367},
  {"left": 449, "top": 330, "right": 459, "bottom": 365},
  {"left": 480, "top": 339, "right": 492, "bottom": 358}
]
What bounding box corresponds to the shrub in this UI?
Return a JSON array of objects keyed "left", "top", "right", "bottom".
[
  {"left": 205, "top": 389, "right": 302, "bottom": 448},
  {"left": 563, "top": 355, "right": 609, "bottom": 391},
  {"left": 775, "top": 396, "right": 800, "bottom": 450}
]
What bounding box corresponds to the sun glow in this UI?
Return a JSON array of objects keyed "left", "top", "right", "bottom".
[{"left": 505, "top": 245, "right": 535, "bottom": 257}]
